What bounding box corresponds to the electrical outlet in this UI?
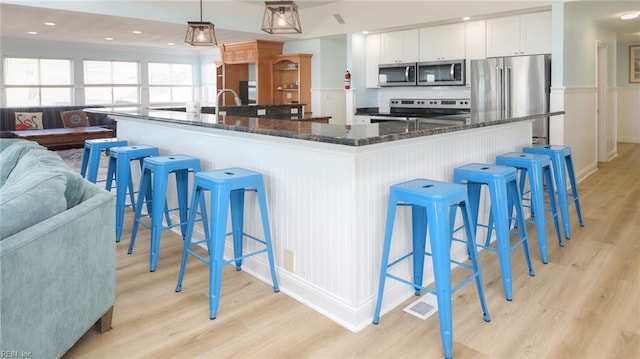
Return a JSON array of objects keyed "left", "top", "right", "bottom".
[
  {"left": 287, "top": 92, "right": 292, "bottom": 99},
  {"left": 291, "top": 108, "right": 298, "bottom": 114},
  {"left": 257, "top": 109, "right": 266, "bottom": 116},
  {"left": 283, "top": 249, "right": 295, "bottom": 272}
]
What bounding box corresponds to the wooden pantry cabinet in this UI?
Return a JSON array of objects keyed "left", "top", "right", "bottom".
[
  {"left": 220, "top": 40, "right": 284, "bottom": 105},
  {"left": 270, "top": 53, "right": 312, "bottom": 112}
]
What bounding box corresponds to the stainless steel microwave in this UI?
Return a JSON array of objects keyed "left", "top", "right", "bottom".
[
  {"left": 417, "top": 59, "right": 465, "bottom": 86},
  {"left": 378, "top": 63, "right": 417, "bottom": 87}
]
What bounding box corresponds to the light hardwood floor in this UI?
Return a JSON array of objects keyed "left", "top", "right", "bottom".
[{"left": 64, "top": 143, "right": 640, "bottom": 358}]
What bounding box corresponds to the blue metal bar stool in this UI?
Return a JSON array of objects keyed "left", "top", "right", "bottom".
[
  {"left": 175, "top": 167, "right": 280, "bottom": 320},
  {"left": 80, "top": 137, "right": 128, "bottom": 184},
  {"left": 496, "top": 152, "right": 563, "bottom": 264},
  {"left": 129, "top": 154, "right": 207, "bottom": 272},
  {"left": 105, "top": 145, "right": 160, "bottom": 243},
  {"left": 523, "top": 144, "right": 584, "bottom": 239},
  {"left": 372, "top": 178, "right": 490, "bottom": 359},
  {"left": 453, "top": 163, "right": 535, "bottom": 301}
]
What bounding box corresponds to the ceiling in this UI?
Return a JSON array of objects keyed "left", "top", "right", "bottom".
[{"left": 1, "top": 1, "right": 638, "bottom": 54}]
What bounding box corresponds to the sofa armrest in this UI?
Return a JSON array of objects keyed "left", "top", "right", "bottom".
[{"left": 0, "top": 183, "right": 116, "bottom": 358}]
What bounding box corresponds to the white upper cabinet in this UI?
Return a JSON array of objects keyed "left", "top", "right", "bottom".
[
  {"left": 486, "top": 11, "right": 551, "bottom": 57},
  {"left": 465, "top": 20, "right": 486, "bottom": 85},
  {"left": 419, "top": 23, "right": 466, "bottom": 62},
  {"left": 380, "top": 29, "right": 419, "bottom": 64},
  {"left": 365, "top": 34, "right": 381, "bottom": 88}
]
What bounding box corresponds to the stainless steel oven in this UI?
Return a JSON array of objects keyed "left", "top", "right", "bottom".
[
  {"left": 378, "top": 63, "right": 417, "bottom": 87},
  {"left": 370, "top": 98, "right": 471, "bottom": 122},
  {"left": 417, "top": 60, "right": 465, "bottom": 86}
]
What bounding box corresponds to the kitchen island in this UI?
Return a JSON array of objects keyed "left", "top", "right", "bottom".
[{"left": 95, "top": 108, "right": 562, "bottom": 332}]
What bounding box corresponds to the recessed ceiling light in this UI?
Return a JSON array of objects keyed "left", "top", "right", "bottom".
[
  {"left": 28, "top": 31, "right": 38, "bottom": 35},
  {"left": 168, "top": 42, "right": 175, "bottom": 45},
  {"left": 132, "top": 30, "right": 142, "bottom": 34},
  {"left": 621, "top": 13, "right": 639, "bottom": 20},
  {"left": 362, "top": 30, "right": 369, "bottom": 34},
  {"left": 462, "top": 16, "right": 471, "bottom": 21},
  {"left": 44, "top": 22, "right": 56, "bottom": 26},
  {"left": 105, "top": 37, "right": 113, "bottom": 41}
]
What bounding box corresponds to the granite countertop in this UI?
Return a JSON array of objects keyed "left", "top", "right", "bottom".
[{"left": 87, "top": 108, "right": 564, "bottom": 147}]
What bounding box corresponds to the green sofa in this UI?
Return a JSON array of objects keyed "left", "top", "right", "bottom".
[{"left": 0, "top": 139, "right": 116, "bottom": 358}]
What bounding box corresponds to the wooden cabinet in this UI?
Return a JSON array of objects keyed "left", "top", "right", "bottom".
[
  {"left": 380, "top": 29, "right": 419, "bottom": 64},
  {"left": 365, "top": 34, "right": 381, "bottom": 88},
  {"left": 419, "top": 23, "right": 465, "bottom": 61},
  {"left": 220, "top": 40, "right": 284, "bottom": 105},
  {"left": 270, "top": 54, "right": 312, "bottom": 112},
  {"left": 486, "top": 11, "right": 551, "bottom": 57}
]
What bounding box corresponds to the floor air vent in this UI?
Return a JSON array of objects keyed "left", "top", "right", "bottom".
[{"left": 403, "top": 294, "right": 438, "bottom": 320}]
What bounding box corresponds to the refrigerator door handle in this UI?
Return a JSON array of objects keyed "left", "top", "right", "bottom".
[
  {"left": 497, "top": 66, "right": 504, "bottom": 117},
  {"left": 505, "top": 66, "right": 512, "bottom": 117}
]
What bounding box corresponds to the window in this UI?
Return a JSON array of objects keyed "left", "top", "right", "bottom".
[
  {"left": 148, "top": 63, "right": 194, "bottom": 104},
  {"left": 84, "top": 60, "right": 139, "bottom": 105},
  {"left": 4, "top": 57, "right": 73, "bottom": 106}
]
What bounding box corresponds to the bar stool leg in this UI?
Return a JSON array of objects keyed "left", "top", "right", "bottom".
[
  {"left": 426, "top": 201, "right": 453, "bottom": 359},
  {"left": 80, "top": 145, "right": 90, "bottom": 178},
  {"left": 175, "top": 169, "right": 190, "bottom": 238},
  {"left": 176, "top": 185, "right": 204, "bottom": 291},
  {"left": 129, "top": 168, "right": 150, "bottom": 255},
  {"left": 545, "top": 168, "right": 564, "bottom": 247},
  {"left": 508, "top": 180, "right": 535, "bottom": 276},
  {"left": 149, "top": 169, "right": 169, "bottom": 272},
  {"left": 489, "top": 181, "right": 514, "bottom": 301},
  {"left": 255, "top": 180, "right": 279, "bottom": 292},
  {"left": 550, "top": 157, "right": 571, "bottom": 239},
  {"left": 411, "top": 205, "right": 428, "bottom": 296},
  {"left": 565, "top": 155, "right": 585, "bottom": 227},
  {"left": 210, "top": 186, "right": 230, "bottom": 319},
  {"left": 230, "top": 189, "right": 245, "bottom": 270},
  {"left": 528, "top": 165, "right": 549, "bottom": 263}
]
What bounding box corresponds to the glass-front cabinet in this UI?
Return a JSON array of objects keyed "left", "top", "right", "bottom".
[{"left": 271, "top": 53, "right": 312, "bottom": 112}]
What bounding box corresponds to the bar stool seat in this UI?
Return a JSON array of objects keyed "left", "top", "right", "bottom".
[
  {"left": 106, "top": 145, "right": 160, "bottom": 242},
  {"left": 496, "top": 152, "right": 563, "bottom": 264},
  {"left": 129, "top": 154, "right": 207, "bottom": 272},
  {"left": 372, "top": 178, "right": 490, "bottom": 359},
  {"left": 80, "top": 137, "right": 128, "bottom": 184},
  {"left": 453, "top": 163, "right": 535, "bottom": 301},
  {"left": 176, "top": 167, "right": 279, "bottom": 320},
  {"left": 523, "top": 144, "right": 584, "bottom": 239}
]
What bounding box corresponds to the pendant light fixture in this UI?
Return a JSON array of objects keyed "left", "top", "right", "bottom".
[
  {"left": 261, "top": 1, "right": 302, "bottom": 34},
  {"left": 185, "top": 0, "right": 218, "bottom": 46}
]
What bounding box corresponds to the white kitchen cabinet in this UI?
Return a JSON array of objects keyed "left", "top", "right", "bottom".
[
  {"left": 465, "top": 20, "right": 486, "bottom": 85},
  {"left": 419, "top": 23, "right": 465, "bottom": 62},
  {"left": 380, "top": 29, "right": 419, "bottom": 64},
  {"left": 486, "top": 11, "right": 551, "bottom": 57},
  {"left": 365, "top": 33, "right": 381, "bottom": 88}
]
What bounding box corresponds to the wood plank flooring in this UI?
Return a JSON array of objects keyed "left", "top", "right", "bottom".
[{"left": 64, "top": 143, "right": 640, "bottom": 358}]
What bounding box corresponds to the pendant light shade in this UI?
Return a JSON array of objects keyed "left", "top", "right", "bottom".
[
  {"left": 185, "top": 0, "right": 218, "bottom": 46},
  {"left": 261, "top": 1, "right": 302, "bottom": 34}
]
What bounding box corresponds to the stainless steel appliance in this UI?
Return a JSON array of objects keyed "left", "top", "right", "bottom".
[
  {"left": 417, "top": 59, "right": 465, "bottom": 86},
  {"left": 239, "top": 80, "right": 256, "bottom": 105},
  {"left": 370, "top": 98, "right": 471, "bottom": 122},
  {"left": 378, "top": 63, "right": 417, "bottom": 87},
  {"left": 470, "top": 54, "right": 551, "bottom": 143}
]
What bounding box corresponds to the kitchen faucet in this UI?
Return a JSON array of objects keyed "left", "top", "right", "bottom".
[{"left": 215, "top": 89, "right": 242, "bottom": 121}]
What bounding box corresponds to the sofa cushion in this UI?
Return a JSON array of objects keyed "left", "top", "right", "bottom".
[
  {"left": 15, "top": 112, "right": 44, "bottom": 130},
  {"left": 61, "top": 110, "right": 90, "bottom": 128},
  {"left": 0, "top": 169, "right": 67, "bottom": 240},
  {"left": 27, "top": 148, "right": 87, "bottom": 208},
  {"left": 0, "top": 140, "right": 45, "bottom": 187}
]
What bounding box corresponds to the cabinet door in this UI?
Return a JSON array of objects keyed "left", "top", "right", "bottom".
[
  {"left": 486, "top": 15, "right": 521, "bottom": 57},
  {"left": 365, "top": 34, "right": 381, "bottom": 88},
  {"left": 465, "top": 20, "right": 486, "bottom": 86},
  {"left": 380, "top": 29, "right": 418, "bottom": 64},
  {"left": 419, "top": 23, "right": 465, "bottom": 61},
  {"left": 520, "top": 12, "right": 551, "bottom": 55},
  {"left": 439, "top": 23, "right": 466, "bottom": 60}
]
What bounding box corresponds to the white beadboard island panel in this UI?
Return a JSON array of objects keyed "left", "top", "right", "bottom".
[{"left": 116, "top": 116, "right": 532, "bottom": 332}]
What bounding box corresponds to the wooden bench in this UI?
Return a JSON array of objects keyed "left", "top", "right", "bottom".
[{"left": 11, "top": 126, "right": 113, "bottom": 149}]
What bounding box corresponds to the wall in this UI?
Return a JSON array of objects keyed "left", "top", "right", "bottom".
[
  {"left": 553, "top": 2, "right": 618, "bottom": 181},
  {"left": 0, "top": 37, "right": 209, "bottom": 108},
  {"left": 616, "top": 40, "right": 640, "bottom": 143}
]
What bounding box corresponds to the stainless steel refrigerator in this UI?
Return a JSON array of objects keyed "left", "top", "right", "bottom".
[{"left": 470, "top": 54, "right": 551, "bottom": 144}]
